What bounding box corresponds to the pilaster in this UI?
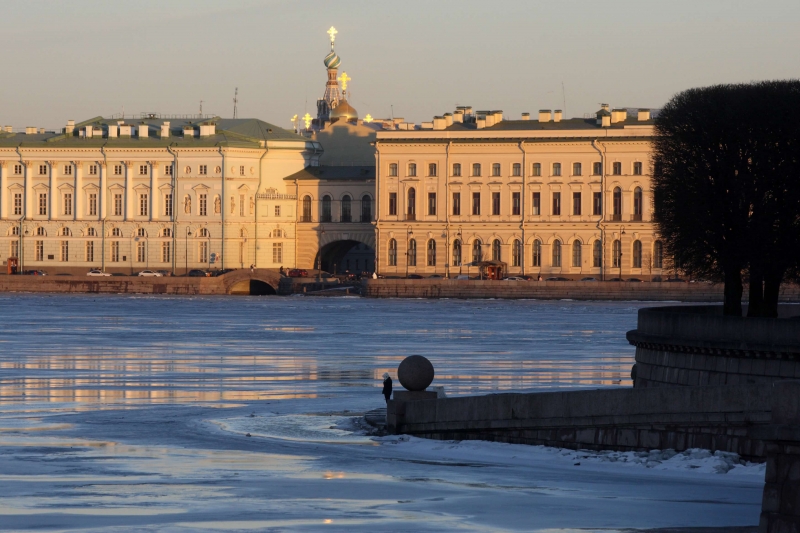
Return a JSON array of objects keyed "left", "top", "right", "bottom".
[
  {"left": 0, "top": 161, "right": 6, "bottom": 220},
  {"left": 98, "top": 161, "right": 107, "bottom": 220},
  {"left": 124, "top": 161, "right": 133, "bottom": 221},
  {"left": 74, "top": 161, "right": 82, "bottom": 221},
  {"left": 24, "top": 161, "right": 33, "bottom": 219},
  {"left": 150, "top": 161, "right": 159, "bottom": 221},
  {"left": 48, "top": 161, "right": 58, "bottom": 220}
]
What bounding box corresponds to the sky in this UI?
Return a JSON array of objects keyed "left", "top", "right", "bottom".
[{"left": 2, "top": 0, "right": 799, "bottom": 131}]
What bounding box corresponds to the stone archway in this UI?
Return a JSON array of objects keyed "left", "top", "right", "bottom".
[
  {"left": 315, "top": 239, "right": 375, "bottom": 274},
  {"left": 223, "top": 269, "right": 281, "bottom": 295}
]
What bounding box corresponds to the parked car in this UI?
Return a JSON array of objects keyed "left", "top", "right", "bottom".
[
  {"left": 407, "top": 274, "right": 423, "bottom": 279},
  {"left": 87, "top": 270, "right": 111, "bottom": 277},
  {"left": 607, "top": 277, "right": 624, "bottom": 282},
  {"left": 111, "top": 273, "right": 126, "bottom": 276},
  {"left": 187, "top": 269, "right": 208, "bottom": 277},
  {"left": 156, "top": 270, "right": 173, "bottom": 277},
  {"left": 545, "top": 276, "right": 570, "bottom": 281},
  {"left": 137, "top": 270, "right": 163, "bottom": 277},
  {"left": 428, "top": 274, "right": 443, "bottom": 279},
  {"left": 287, "top": 269, "right": 308, "bottom": 278},
  {"left": 626, "top": 278, "right": 644, "bottom": 282},
  {"left": 26, "top": 270, "right": 47, "bottom": 276},
  {"left": 454, "top": 275, "right": 470, "bottom": 280},
  {"left": 580, "top": 277, "right": 598, "bottom": 282},
  {"left": 665, "top": 278, "right": 688, "bottom": 283},
  {"left": 211, "top": 269, "right": 235, "bottom": 277},
  {"left": 504, "top": 276, "right": 526, "bottom": 281}
]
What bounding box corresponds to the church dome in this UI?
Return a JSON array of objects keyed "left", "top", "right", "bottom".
[
  {"left": 330, "top": 100, "right": 358, "bottom": 121},
  {"left": 323, "top": 50, "right": 341, "bottom": 69}
]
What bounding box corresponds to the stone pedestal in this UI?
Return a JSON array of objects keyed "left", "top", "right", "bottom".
[
  {"left": 387, "top": 390, "right": 438, "bottom": 434},
  {"left": 394, "top": 391, "right": 438, "bottom": 402}
]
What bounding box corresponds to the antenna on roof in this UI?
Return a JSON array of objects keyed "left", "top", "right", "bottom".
[
  {"left": 233, "top": 88, "right": 239, "bottom": 119},
  {"left": 391, "top": 105, "right": 394, "bottom": 121},
  {"left": 562, "top": 82, "right": 567, "bottom": 118},
  {"left": 122, "top": 105, "right": 124, "bottom": 119},
  {"left": 199, "top": 100, "right": 204, "bottom": 117}
]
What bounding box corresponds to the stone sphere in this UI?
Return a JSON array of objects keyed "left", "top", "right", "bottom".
[{"left": 397, "top": 355, "right": 435, "bottom": 391}]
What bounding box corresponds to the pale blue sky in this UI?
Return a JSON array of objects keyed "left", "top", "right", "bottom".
[{"left": 3, "top": 0, "right": 798, "bottom": 130}]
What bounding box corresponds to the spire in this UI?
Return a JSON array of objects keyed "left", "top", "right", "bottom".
[{"left": 318, "top": 26, "right": 343, "bottom": 123}]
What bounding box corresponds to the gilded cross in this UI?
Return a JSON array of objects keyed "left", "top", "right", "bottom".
[
  {"left": 303, "top": 113, "right": 312, "bottom": 130},
  {"left": 327, "top": 26, "right": 338, "bottom": 44},
  {"left": 338, "top": 72, "right": 351, "bottom": 92},
  {"left": 364, "top": 114, "right": 373, "bottom": 123}
]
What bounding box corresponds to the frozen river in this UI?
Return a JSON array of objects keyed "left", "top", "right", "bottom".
[{"left": 0, "top": 295, "right": 762, "bottom": 531}]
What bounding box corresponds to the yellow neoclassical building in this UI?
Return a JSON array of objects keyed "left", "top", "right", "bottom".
[
  {"left": 373, "top": 106, "right": 665, "bottom": 280},
  {"left": 0, "top": 116, "right": 320, "bottom": 274}
]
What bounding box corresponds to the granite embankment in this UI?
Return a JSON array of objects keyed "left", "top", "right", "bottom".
[{"left": 363, "top": 278, "right": 800, "bottom": 301}]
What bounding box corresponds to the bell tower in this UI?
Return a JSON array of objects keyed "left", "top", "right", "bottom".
[{"left": 317, "top": 26, "right": 343, "bottom": 124}]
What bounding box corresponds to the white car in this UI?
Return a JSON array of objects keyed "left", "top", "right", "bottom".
[
  {"left": 504, "top": 276, "right": 526, "bottom": 281},
  {"left": 137, "top": 270, "right": 163, "bottom": 277},
  {"left": 87, "top": 270, "right": 111, "bottom": 277}
]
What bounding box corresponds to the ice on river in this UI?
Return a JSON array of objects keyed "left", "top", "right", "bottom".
[{"left": 0, "top": 294, "right": 762, "bottom": 531}]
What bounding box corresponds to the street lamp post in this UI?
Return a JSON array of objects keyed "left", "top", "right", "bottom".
[
  {"left": 457, "top": 226, "right": 463, "bottom": 276},
  {"left": 405, "top": 225, "right": 413, "bottom": 278},
  {"left": 619, "top": 226, "right": 626, "bottom": 280},
  {"left": 316, "top": 224, "right": 325, "bottom": 280},
  {"left": 185, "top": 228, "right": 192, "bottom": 275},
  {"left": 207, "top": 231, "right": 211, "bottom": 271}
]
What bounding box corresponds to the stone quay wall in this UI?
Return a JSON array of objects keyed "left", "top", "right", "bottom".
[
  {"left": 363, "top": 279, "right": 800, "bottom": 302},
  {"left": 390, "top": 383, "right": 773, "bottom": 460},
  {"left": 628, "top": 305, "right": 800, "bottom": 388}
]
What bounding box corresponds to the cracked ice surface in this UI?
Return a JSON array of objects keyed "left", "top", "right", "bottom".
[{"left": 0, "top": 294, "right": 763, "bottom": 531}]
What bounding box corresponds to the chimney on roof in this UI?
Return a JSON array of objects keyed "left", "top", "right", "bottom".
[
  {"left": 3, "top": 126, "right": 11, "bottom": 133},
  {"left": 39, "top": 128, "right": 45, "bottom": 134},
  {"left": 443, "top": 113, "right": 453, "bottom": 127},
  {"left": 453, "top": 111, "right": 464, "bottom": 123},
  {"left": 25, "top": 127, "right": 36, "bottom": 135},
  {"left": 638, "top": 109, "right": 651, "bottom": 121},
  {"left": 493, "top": 110, "right": 503, "bottom": 123},
  {"left": 485, "top": 113, "right": 496, "bottom": 127},
  {"left": 161, "top": 121, "right": 170, "bottom": 138},
  {"left": 433, "top": 116, "right": 446, "bottom": 130},
  {"left": 108, "top": 124, "right": 118, "bottom": 138},
  {"left": 521, "top": 112, "right": 530, "bottom": 121},
  {"left": 553, "top": 110, "right": 562, "bottom": 123},
  {"left": 596, "top": 104, "right": 612, "bottom": 127},
  {"left": 611, "top": 109, "right": 626, "bottom": 124},
  {"left": 84, "top": 126, "right": 93, "bottom": 138},
  {"left": 199, "top": 122, "right": 216, "bottom": 136},
  {"left": 119, "top": 124, "right": 132, "bottom": 136},
  {"left": 476, "top": 115, "right": 486, "bottom": 129},
  {"left": 538, "top": 110, "right": 551, "bottom": 123},
  {"left": 65, "top": 120, "right": 75, "bottom": 134},
  {"left": 183, "top": 124, "right": 195, "bottom": 138},
  {"left": 139, "top": 123, "right": 149, "bottom": 138}
]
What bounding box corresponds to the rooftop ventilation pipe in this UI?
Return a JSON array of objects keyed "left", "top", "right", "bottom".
[
  {"left": 539, "top": 110, "right": 551, "bottom": 123},
  {"left": 638, "top": 109, "right": 651, "bottom": 121},
  {"left": 521, "top": 112, "right": 530, "bottom": 120},
  {"left": 553, "top": 110, "right": 562, "bottom": 123}
]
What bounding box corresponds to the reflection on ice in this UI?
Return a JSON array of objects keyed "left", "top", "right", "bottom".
[{"left": 216, "top": 414, "right": 376, "bottom": 445}]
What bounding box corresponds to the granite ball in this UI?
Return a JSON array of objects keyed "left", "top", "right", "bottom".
[{"left": 397, "top": 355, "right": 435, "bottom": 391}]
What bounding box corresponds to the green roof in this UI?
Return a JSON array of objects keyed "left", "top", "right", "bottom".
[{"left": 284, "top": 165, "right": 375, "bottom": 181}]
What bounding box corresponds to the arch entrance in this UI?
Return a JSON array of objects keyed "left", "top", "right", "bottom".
[
  {"left": 229, "top": 279, "right": 277, "bottom": 295},
  {"left": 315, "top": 239, "right": 375, "bottom": 275}
]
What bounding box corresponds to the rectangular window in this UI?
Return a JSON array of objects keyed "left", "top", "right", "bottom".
[
  {"left": 512, "top": 192, "right": 520, "bottom": 216},
  {"left": 452, "top": 192, "right": 461, "bottom": 215},
  {"left": 512, "top": 163, "right": 521, "bottom": 177},
  {"left": 39, "top": 193, "right": 47, "bottom": 216},
  {"left": 139, "top": 165, "right": 148, "bottom": 175},
  {"left": 408, "top": 163, "right": 417, "bottom": 177},
  {"left": 274, "top": 205, "right": 281, "bottom": 217},
  {"left": 633, "top": 162, "right": 643, "bottom": 175},
  {"left": 89, "top": 165, "right": 97, "bottom": 175},
  {"left": 428, "top": 163, "right": 437, "bottom": 177},
  {"left": 198, "top": 165, "right": 207, "bottom": 175},
  {"left": 114, "top": 164, "right": 122, "bottom": 175},
  {"left": 64, "top": 193, "right": 72, "bottom": 216},
  {"left": 199, "top": 241, "right": 208, "bottom": 264},
  {"left": 64, "top": 165, "right": 72, "bottom": 175},
  {"left": 165, "top": 164, "right": 173, "bottom": 176},
  {"left": 10, "top": 240, "right": 19, "bottom": 258},
  {"left": 552, "top": 163, "right": 561, "bottom": 176},
  {"left": 240, "top": 165, "right": 245, "bottom": 176},
  {"left": 39, "top": 164, "right": 47, "bottom": 175},
  {"left": 593, "top": 162, "right": 602, "bottom": 175},
  {"left": 14, "top": 164, "right": 22, "bottom": 175},
  {"left": 452, "top": 163, "right": 461, "bottom": 177},
  {"left": 552, "top": 192, "right": 561, "bottom": 216},
  {"left": 593, "top": 192, "right": 602, "bottom": 215},
  {"left": 388, "top": 163, "right": 398, "bottom": 177},
  {"left": 428, "top": 192, "right": 436, "bottom": 216},
  {"left": 89, "top": 193, "right": 97, "bottom": 216},
  {"left": 492, "top": 192, "right": 500, "bottom": 215},
  {"left": 272, "top": 242, "right": 283, "bottom": 263},
  {"left": 114, "top": 194, "right": 123, "bottom": 216},
  {"left": 161, "top": 241, "right": 171, "bottom": 263},
  {"left": 137, "top": 241, "right": 146, "bottom": 262},
  {"left": 199, "top": 194, "right": 207, "bottom": 216},
  {"left": 573, "top": 162, "right": 582, "bottom": 176},
  {"left": 573, "top": 192, "right": 581, "bottom": 216},
  {"left": 85, "top": 241, "right": 94, "bottom": 262},
  {"left": 139, "top": 194, "right": 148, "bottom": 216},
  {"left": 472, "top": 163, "right": 481, "bottom": 177},
  {"left": 165, "top": 194, "right": 173, "bottom": 217},
  {"left": 239, "top": 195, "right": 245, "bottom": 216},
  {"left": 491, "top": 163, "right": 501, "bottom": 177},
  {"left": 60, "top": 240, "right": 69, "bottom": 262},
  {"left": 532, "top": 192, "right": 541, "bottom": 215},
  {"left": 613, "top": 162, "right": 622, "bottom": 175},
  {"left": 13, "top": 193, "right": 22, "bottom": 215},
  {"left": 532, "top": 163, "right": 541, "bottom": 177},
  {"left": 35, "top": 240, "right": 43, "bottom": 261},
  {"left": 472, "top": 192, "right": 480, "bottom": 215},
  {"left": 111, "top": 241, "right": 120, "bottom": 262},
  {"left": 388, "top": 193, "right": 397, "bottom": 216}
]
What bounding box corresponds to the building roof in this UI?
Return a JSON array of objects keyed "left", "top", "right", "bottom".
[
  {"left": 445, "top": 117, "right": 654, "bottom": 131},
  {"left": 284, "top": 165, "right": 375, "bottom": 182}
]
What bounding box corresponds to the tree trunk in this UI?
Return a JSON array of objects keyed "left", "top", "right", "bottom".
[
  {"left": 723, "top": 269, "right": 743, "bottom": 316},
  {"left": 747, "top": 270, "right": 764, "bottom": 317},
  {"left": 763, "top": 269, "right": 783, "bottom": 318}
]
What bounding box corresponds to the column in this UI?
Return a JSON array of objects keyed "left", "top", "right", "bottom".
[
  {"left": 48, "top": 161, "right": 58, "bottom": 220},
  {"left": 0, "top": 161, "right": 6, "bottom": 220},
  {"left": 24, "top": 161, "right": 33, "bottom": 219},
  {"left": 150, "top": 161, "right": 159, "bottom": 221},
  {"left": 124, "top": 161, "right": 133, "bottom": 220},
  {"left": 98, "top": 161, "right": 107, "bottom": 220},
  {"left": 74, "top": 161, "right": 82, "bottom": 221}
]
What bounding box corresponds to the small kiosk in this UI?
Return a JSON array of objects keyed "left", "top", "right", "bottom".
[
  {"left": 467, "top": 260, "right": 507, "bottom": 280},
  {"left": 7, "top": 257, "right": 18, "bottom": 275}
]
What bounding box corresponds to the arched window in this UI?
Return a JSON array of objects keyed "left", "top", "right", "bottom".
[
  {"left": 341, "top": 195, "right": 352, "bottom": 222},
  {"left": 572, "top": 240, "right": 582, "bottom": 267},
  {"left": 162, "top": 228, "right": 172, "bottom": 237},
  {"left": 654, "top": 240, "right": 663, "bottom": 269},
  {"left": 112, "top": 228, "right": 122, "bottom": 237},
  {"left": 407, "top": 188, "right": 416, "bottom": 219},
  {"left": 361, "top": 195, "right": 372, "bottom": 222},
  {"left": 593, "top": 240, "right": 602, "bottom": 268},
  {"left": 408, "top": 163, "right": 417, "bottom": 177},
  {"left": 407, "top": 238, "right": 417, "bottom": 267},
  {"left": 36, "top": 227, "right": 46, "bottom": 236},
  {"left": 472, "top": 240, "right": 482, "bottom": 263},
  {"left": 633, "top": 240, "right": 642, "bottom": 268},
  {"left": 60, "top": 227, "right": 71, "bottom": 236},
  {"left": 302, "top": 195, "right": 312, "bottom": 222},
  {"left": 532, "top": 239, "right": 541, "bottom": 267},
  {"left": 240, "top": 228, "right": 247, "bottom": 238},
  {"left": 492, "top": 163, "right": 501, "bottom": 177},
  {"left": 388, "top": 239, "right": 397, "bottom": 266},
  {"left": 321, "top": 195, "right": 332, "bottom": 222},
  {"left": 427, "top": 239, "right": 436, "bottom": 266},
  {"left": 633, "top": 187, "right": 643, "bottom": 219},
  {"left": 137, "top": 228, "right": 146, "bottom": 237},
  {"left": 612, "top": 239, "right": 622, "bottom": 268},
  {"left": 472, "top": 163, "right": 481, "bottom": 177},
  {"left": 388, "top": 163, "right": 398, "bottom": 177},
  {"left": 613, "top": 187, "right": 622, "bottom": 219},
  {"left": 512, "top": 239, "right": 522, "bottom": 267},
  {"left": 492, "top": 239, "right": 501, "bottom": 261},
  {"left": 552, "top": 239, "right": 562, "bottom": 267},
  {"left": 452, "top": 239, "right": 462, "bottom": 267},
  {"left": 198, "top": 227, "right": 209, "bottom": 238}
]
